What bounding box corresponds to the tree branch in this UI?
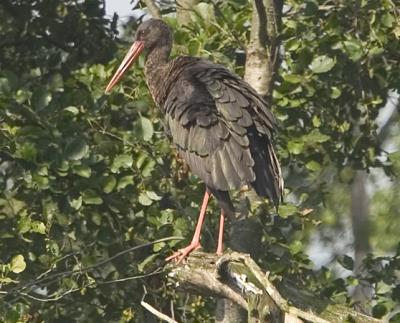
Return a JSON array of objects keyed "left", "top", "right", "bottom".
[
  {"left": 142, "top": 0, "right": 161, "bottom": 19},
  {"left": 141, "top": 300, "right": 178, "bottom": 323},
  {"left": 4, "top": 236, "right": 182, "bottom": 302},
  {"left": 167, "top": 251, "right": 382, "bottom": 323}
]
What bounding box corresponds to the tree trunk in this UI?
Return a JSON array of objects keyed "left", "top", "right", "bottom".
[
  {"left": 244, "top": 0, "right": 282, "bottom": 98},
  {"left": 142, "top": 0, "right": 161, "bottom": 19},
  {"left": 351, "top": 170, "right": 373, "bottom": 312},
  {"left": 218, "top": 0, "right": 283, "bottom": 321},
  {"left": 349, "top": 96, "right": 399, "bottom": 312},
  {"left": 215, "top": 299, "right": 247, "bottom": 323}
]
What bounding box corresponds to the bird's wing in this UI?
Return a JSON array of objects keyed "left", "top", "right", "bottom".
[{"left": 163, "top": 57, "right": 283, "bottom": 206}]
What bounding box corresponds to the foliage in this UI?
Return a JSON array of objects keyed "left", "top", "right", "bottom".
[
  {"left": 276, "top": 0, "right": 399, "bottom": 204},
  {"left": 0, "top": 0, "right": 399, "bottom": 322}
]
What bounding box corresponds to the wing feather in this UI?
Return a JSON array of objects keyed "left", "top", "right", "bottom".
[{"left": 160, "top": 56, "right": 283, "bottom": 208}]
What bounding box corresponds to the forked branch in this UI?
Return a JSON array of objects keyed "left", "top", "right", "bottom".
[{"left": 167, "top": 251, "right": 382, "bottom": 323}]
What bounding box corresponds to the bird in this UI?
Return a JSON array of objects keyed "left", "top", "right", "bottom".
[{"left": 105, "top": 19, "right": 283, "bottom": 262}]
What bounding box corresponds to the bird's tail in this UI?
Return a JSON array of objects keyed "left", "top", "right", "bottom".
[
  {"left": 268, "top": 142, "right": 284, "bottom": 204},
  {"left": 251, "top": 139, "right": 284, "bottom": 208}
]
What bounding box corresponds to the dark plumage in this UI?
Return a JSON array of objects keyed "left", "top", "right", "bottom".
[{"left": 105, "top": 19, "right": 283, "bottom": 262}]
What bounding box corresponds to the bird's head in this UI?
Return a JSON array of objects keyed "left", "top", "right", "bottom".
[{"left": 105, "top": 19, "right": 172, "bottom": 93}]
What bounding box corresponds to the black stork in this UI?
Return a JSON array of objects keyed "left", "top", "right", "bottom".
[{"left": 105, "top": 19, "right": 283, "bottom": 262}]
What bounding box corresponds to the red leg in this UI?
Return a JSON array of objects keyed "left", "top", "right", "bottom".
[
  {"left": 216, "top": 210, "right": 225, "bottom": 255},
  {"left": 166, "top": 191, "right": 210, "bottom": 263}
]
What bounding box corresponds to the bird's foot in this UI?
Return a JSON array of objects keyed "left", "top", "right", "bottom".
[{"left": 166, "top": 242, "right": 201, "bottom": 263}]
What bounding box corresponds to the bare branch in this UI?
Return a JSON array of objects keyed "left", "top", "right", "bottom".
[
  {"left": 19, "top": 288, "right": 80, "bottom": 302},
  {"left": 167, "top": 251, "right": 382, "bottom": 323},
  {"left": 97, "top": 267, "right": 164, "bottom": 285},
  {"left": 141, "top": 300, "right": 179, "bottom": 323},
  {"left": 4, "top": 236, "right": 182, "bottom": 302},
  {"left": 168, "top": 252, "right": 248, "bottom": 310}
]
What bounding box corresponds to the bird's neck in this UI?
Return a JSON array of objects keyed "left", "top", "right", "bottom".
[{"left": 144, "top": 44, "right": 171, "bottom": 105}]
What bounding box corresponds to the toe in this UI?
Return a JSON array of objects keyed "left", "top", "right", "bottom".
[{"left": 166, "top": 243, "right": 201, "bottom": 263}]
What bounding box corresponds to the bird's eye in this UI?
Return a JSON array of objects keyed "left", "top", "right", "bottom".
[{"left": 138, "top": 30, "right": 146, "bottom": 38}]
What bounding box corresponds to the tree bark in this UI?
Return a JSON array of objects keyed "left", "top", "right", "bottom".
[
  {"left": 167, "top": 251, "right": 382, "bottom": 323},
  {"left": 142, "top": 0, "right": 161, "bottom": 19},
  {"left": 349, "top": 96, "right": 398, "bottom": 311},
  {"left": 244, "top": 0, "right": 282, "bottom": 98},
  {"left": 215, "top": 299, "right": 248, "bottom": 323},
  {"left": 351, "top": 170, "right": 373, "bottom": 311},
  {"left": 219, "top": 0, "right": 284, "bottom": 321}
]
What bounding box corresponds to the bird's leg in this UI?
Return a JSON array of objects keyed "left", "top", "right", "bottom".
[
  {"left": 216, "top": 210, "right": 225, "bottom": 255},
  {"left": 166, "top": 191, "right": 210, "bottom": 263}
]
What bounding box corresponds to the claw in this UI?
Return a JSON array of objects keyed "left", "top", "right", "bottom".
[{"left": 166, "top": 243, "right": 201, "bottom": 263}]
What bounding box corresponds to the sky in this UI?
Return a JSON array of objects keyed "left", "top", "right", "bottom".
[{"left": 105, "top": 0, "right": 136, "bottom": 20}]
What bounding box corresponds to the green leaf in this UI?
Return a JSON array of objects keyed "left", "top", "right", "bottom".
[
  {"left": 284, "top": 74, "right": 302, "bottom": 84},
  {"left": 304, "top": 0, "right": 318, "bottom": 15},
  {"left": 138, "top": 192, "right": 153, "bottom": 206},
  {"left": 32, "top": 86, "right": 52, "bottom": 110},
  {"left": 64, "top": 106, "right": 80, "bottom": 115},
  {"left": 312, "top": 115, "right": 321, "bottom": 127},
  {"left": 0, "top": 70, "right": 18, "bottom": 94},
  {"left": 160, "top": 209, "right": 173, "bottom": 225},
  {"left": 17, "top": 216, "right": 31, "bottom": 234},
  {"left": 91, "top": 213, "right": 102, "bottom": 226},
  {"left": 138, "top": 254, "right": 158, "bottom": 272},
  {"left": 343, "top": 40, "right": 363, "bottom": 61},
  {"left": 289, "top": 240, "right": 303, "bottom": 254},
  {"left": 31, "top": 221, "right": 46, "bottom": 234},
  {"left": 330, "top": 86, "right": 342, "bottom": 99},
  {"left": 337, "top": 255, "right": 354, "bottom": 271},
  {"left": 16, "top": 142, "right": 37, "bottom": 162},
  {"left": 146, "top": 191, "right": 162, "bottom": 201},
  {"left": 372, "top": 303, "right": 387, "bottom": 318},
  {"left": 65, "top": 138, "right": 89, "bottom": 161},
  {"left": 368, "top": 46, "right": 384, "bottom": 57},
  {"left": 134, "top": 116, "right": 154, "bottom": 142},
  {"left": 303, "top": 129, "right": 330, "bottom": 143},
  {"left": 10, "top": 255, "right": 26, "bottom": 274},
  {"left": 69, "top": 196, "right": 83, "bottom": 210},
  {"left": 287, "top": 141, "right": 304, "bottom": 155},
  {"left": 193, "top": 2, "right": 215, "bottom": 22},
  {"left": 279, "top": 204, "right": 298, "bottom": 218},
  {"left": 117, "top": 175, "right": 134, "bottom": 190},
  {"left": 49, "top": 73, "right": 64, "bottom": 91},
  {"left": 306, "top": 160, "right": 321, "bottom": 172},
  {"left": 286, "top": 38, "right": 301, "bottom": 51},
  {"left": 72, "top": 164, "right": 91, "bottom": 178},
  {"left": 381, "top": 13, "right": 394, "bottom": 28},
  {"left": 0, "top": 277, "right": 17, "bottom": 284},
  {"left": 102, "top": 176, "right": 117, "bottom": 193},
  {"left": 111, "top": 154, "right": 133, "bottom": 173},
  {"left": 141, "top": 159, "right": 156, "bottom": 177},
  {"left": 309, "top": 55, "right": 335, "bottom": 73},
  {"left": 389, "top": 151, "right": 400, "bottom": 175},
  {"left": 82, "top": 190, "right": 103, "bottom": 205},
  {"left": 153, "top": 241, "right": 166, "bottom": 252}
]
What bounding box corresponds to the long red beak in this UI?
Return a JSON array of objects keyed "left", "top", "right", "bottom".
[{"left": 105, "top": 41, "right": 145, "bottom": 93}]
